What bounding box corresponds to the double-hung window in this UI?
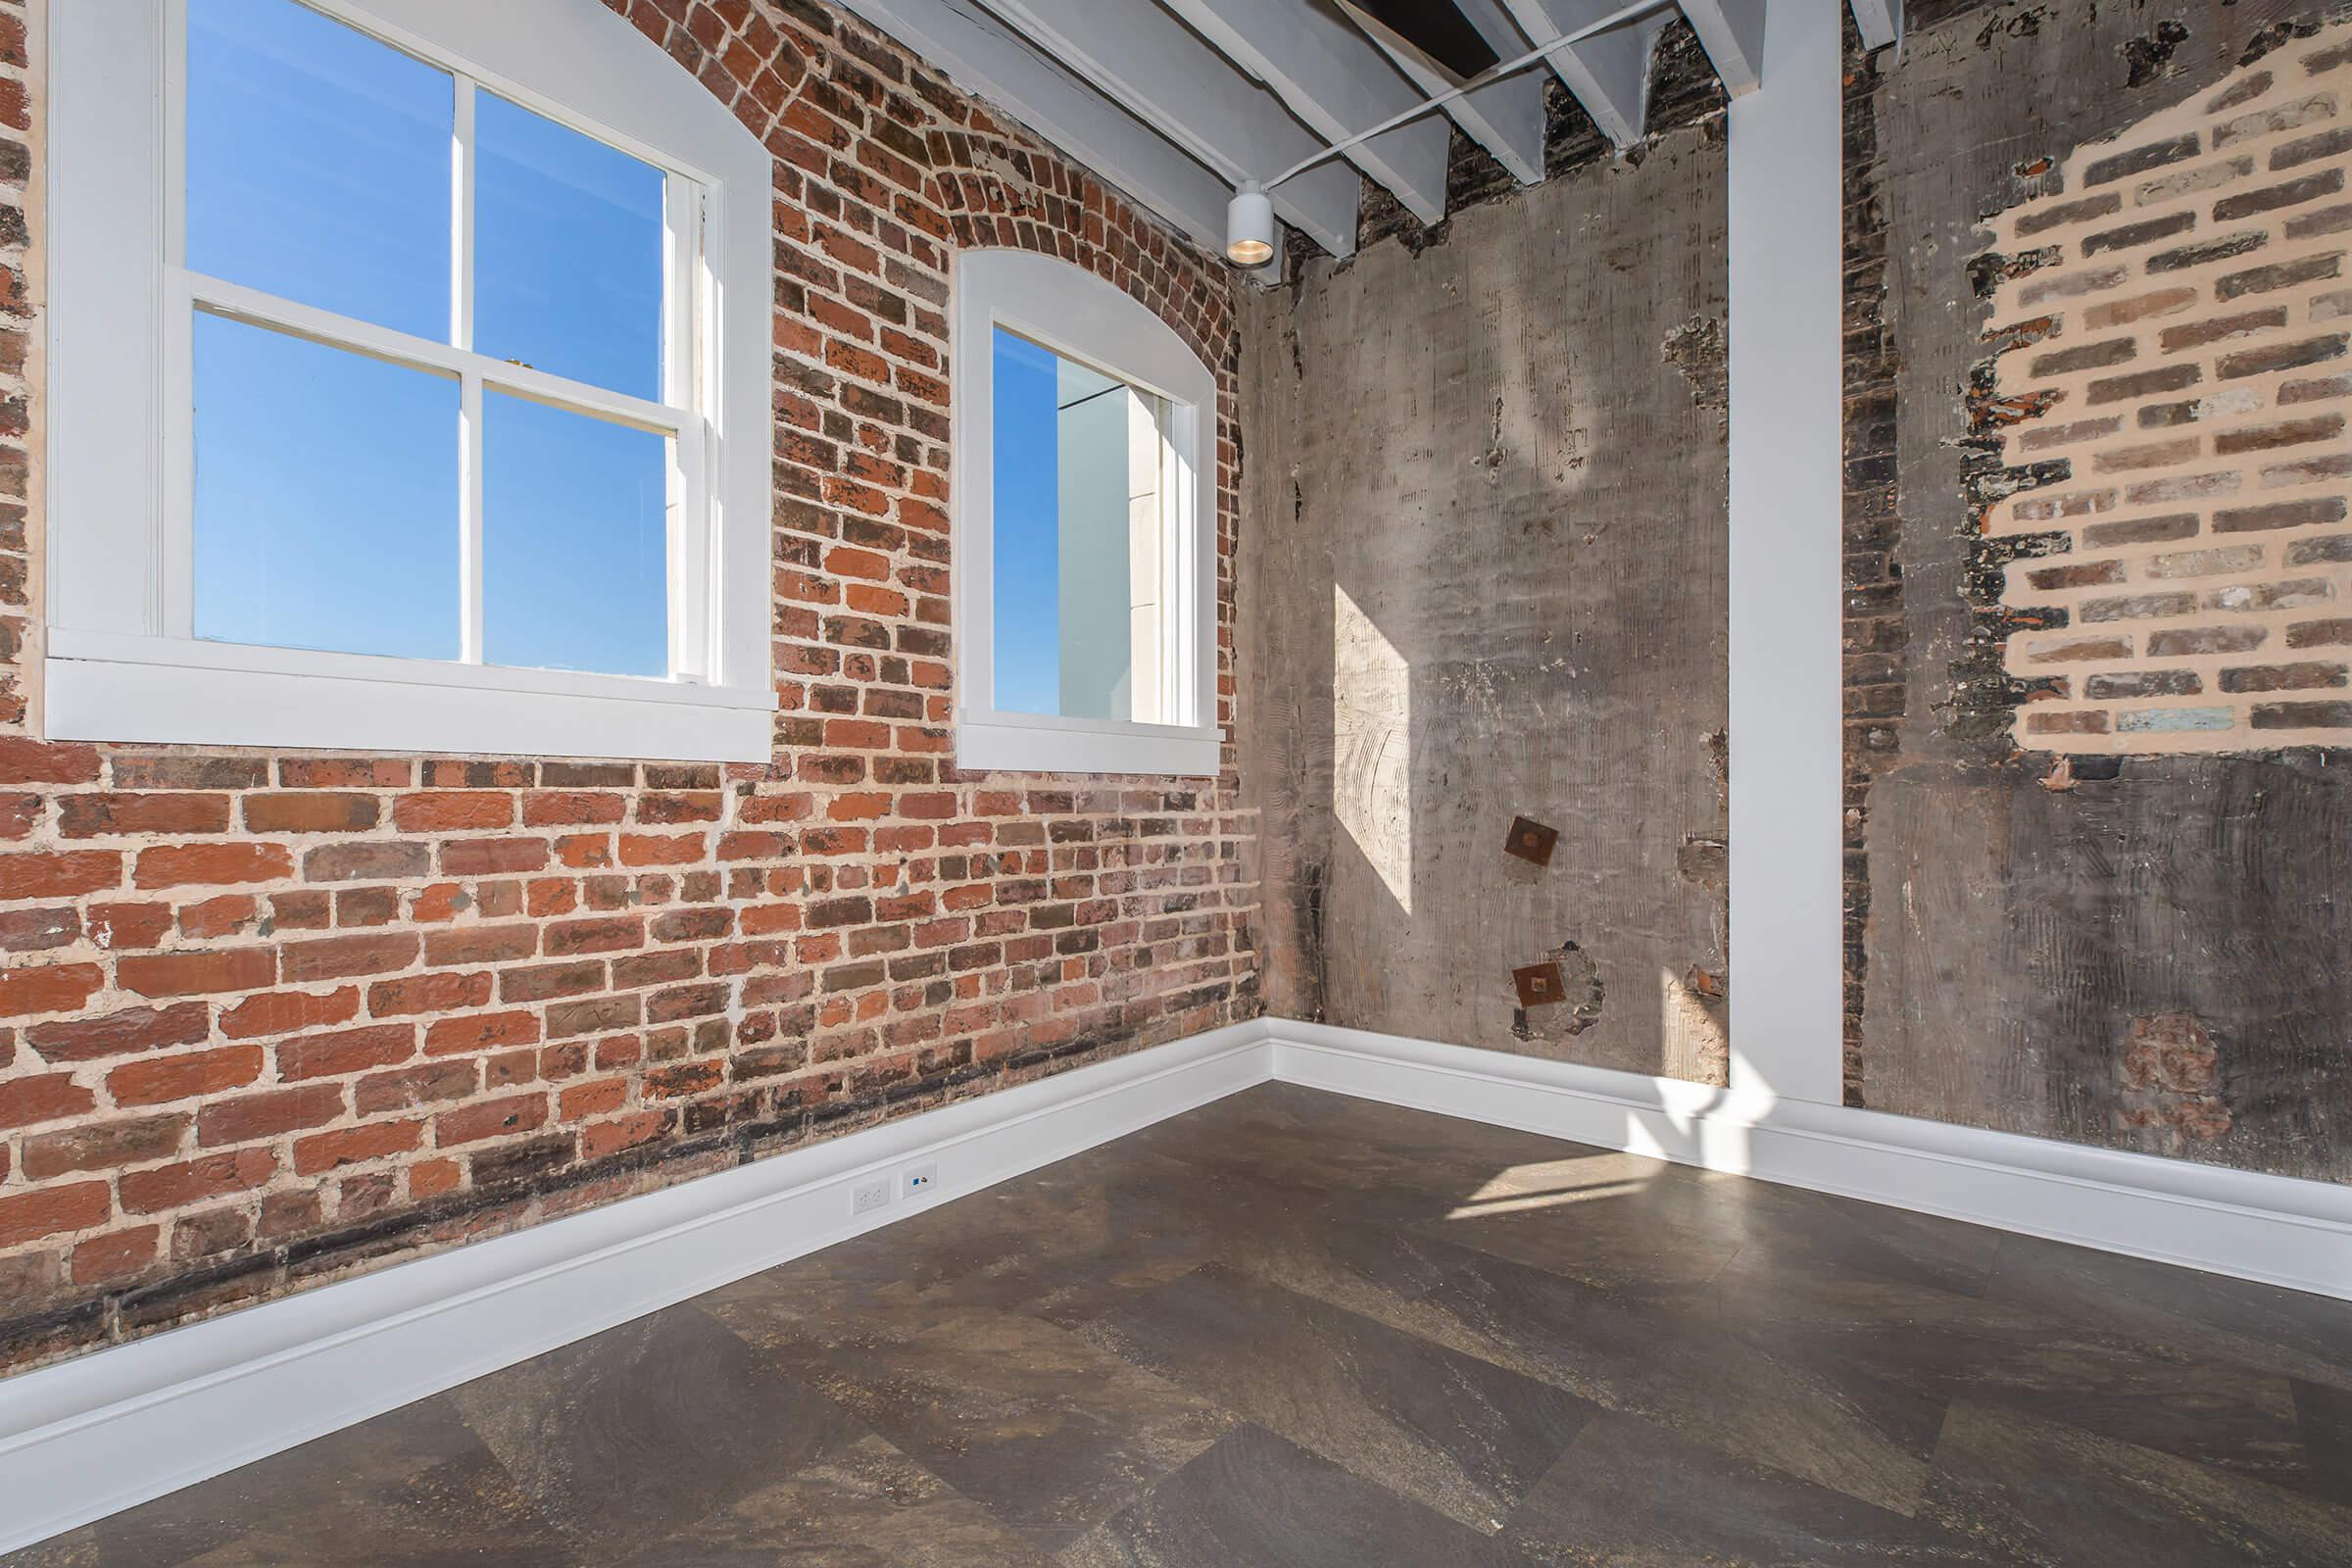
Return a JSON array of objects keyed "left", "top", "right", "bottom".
[
  {"left": 953, "top": 250, "right": 1221, "bottom": 776},
  {"left": 46, "top": 0, "right": 774, "bottom": 761}
]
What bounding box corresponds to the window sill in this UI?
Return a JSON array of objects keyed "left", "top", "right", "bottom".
[
  {"left": 956, "top": 710, "right": 1222, "bottom": 777},
  {"left": 44, "top": 634, "right": 777, "bottom": 763}
]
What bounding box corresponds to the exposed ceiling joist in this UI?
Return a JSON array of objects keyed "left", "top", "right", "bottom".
[
  {"left": 1680, "top": 0, "right": 1766, "bottom": 95},
  {"left": 1498, "top": 0, "right": 1662, "bottom": 149},
  {"left": 831, "top": 0, "right": 1237, "bottom": 254},
  {"left": 1848, "top": 0, "right": 1900, "bottom": 51},
  {"left": 973, "top": 0, "right": 1363, "bottom": 256},
  {"left": 1353, "top": 0, "right": 1546, "bottom": 185},
  {"left": 1159, "top": 0, "right": 1454, "bottom": 226}
]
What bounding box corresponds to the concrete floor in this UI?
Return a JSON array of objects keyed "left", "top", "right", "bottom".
[{"left": 11, "top": 1082, "right": 2352, "bottom": 1566}]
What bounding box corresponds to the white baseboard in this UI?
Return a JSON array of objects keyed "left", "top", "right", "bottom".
[
  {"left": 7, "top": 1014, "right": 2348, "bottom": 1554},
  {"left": 1268, "top": 1020, "right": 2352, "bottom": 1302},
  {"left": 0, "top": 1024, "right": 1270, "bottom": 1557}
]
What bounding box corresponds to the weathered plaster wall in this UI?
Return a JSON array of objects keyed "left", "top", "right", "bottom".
[
  {"left": 1844, "top": 0, "right": 2352, "bottom": 1180},
  {"left": 1240, "top": 109, "right": 1732, "bottom": 1083}
]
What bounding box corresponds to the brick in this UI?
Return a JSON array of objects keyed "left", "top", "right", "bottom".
[
  {"left": 277, "top": 1024, "right": 416, "bottom": 1081},
  {"left": 2218, "top": 662, "right": 2348, "bottom": 693},
  {"left": 25, "top": 1003, "right": 210, "bottom": 1062},
  {"left": 392, "top": 792, "right": 515, "bottom": 831},
  {"left": 356, "top": 1059, "right": 479, "bottom": 1115},
  {"left": 2251, "top": 701, "right": 2352, "bottom": 728},
  {"left": 2212, "top": 170, "right": 2345, "bottom": 222},
  {"left": 195, "top": 1084, "right": 347, "bottom": 1147},
  {"left": 2081, "top": 213, "right": 2195, "bottom": 256},
  {"left": 2214, "top": 497, "right": 2348, "bottom": 533},
  {"left": 0, "top": 1183, "right": 112, "bottom": 1248},
  {"left": 120, "top": 1147, "right": 279, "bottom": 1214},
  {"left": 118, "top": 948, "right": 276, "bottom": 998},
  {"left": 0, "top": 739, "right": 100, "bottom": 786},
  {"left": 280, "top": 932, "right": 420, "bottom": 983},
  {"left": 243, "top": 793, "right": 381, "bottom": 833},
  {"left": 0, "top": 963, "right": 105, "bottom": 1019},
  {"left": 57, "top": 793, "right": 231, "bottom": 837},
  {"left": 2157, "top": 308, "right": 2287, "bottom": 352},
  {"left": 434, "top": 1091, "right": 550, "bottom": 1147},
  {"left": 0, "top": 850, "right": 122, "bottom": 900},
  {"left": 292, "top": 1118, "right": 424, "bottom": 1176},
  {"left": 2287, "top": 618, "right": 2352, "bottom": 648},
  {"left": 2217, "top": 334, "right": 2347, "bottom": 378},
  {"left": 0, "top": 1072, "right": 98, "bottom": 1129},
  {"left": 368, "top": 970, "right": 492, "bottom": 1016},
  {"left": 134, "top": 842, "right": 292, "bottom": 889},
  {"left": 22, "top": 1114, "right": 188, "bottom": 1180},
  {"left": 74, "top": 1226, "right": 161, "bottom": 1286},
  {"left": 2082, "top": 136, "right": 2199, "bottom": 187},
  {"left": 423, "top": 1010, "right": 541, "bottom": 1055},
  {"left": 2216, "top": 253, "right": 2344, "bottom": 300},
  {"left": 220, "top": 988, "right": 362, "bottom": 1039},
  {"left": 303, "top": 841, "right": 430, "bottom": 883},
  {"left": 109, "top": 1045, "right": 266, "bottom": 1106}
]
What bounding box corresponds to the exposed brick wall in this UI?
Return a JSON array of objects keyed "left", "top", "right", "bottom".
[
  {"left": 0, "top": 0, "right": 1259, "bottom": 1373},
  {"left": 1839, "top": 14, "right": 1900, "bottom": 1108},
  {"left": 1982, "top": 26, "right": 2352, "bottom": 752}
]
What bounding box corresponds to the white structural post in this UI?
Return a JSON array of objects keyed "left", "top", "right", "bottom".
[{"left": 1726, "top": 0, "right": 1845, "bottom": 1106}]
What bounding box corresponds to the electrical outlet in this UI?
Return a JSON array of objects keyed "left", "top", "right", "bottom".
[
  {"left": 903, "top": 1162, "right": 939, "bottom": 1199},
  {"left": 851, "top": 1178, "right": 891, "bottom": 1217}
]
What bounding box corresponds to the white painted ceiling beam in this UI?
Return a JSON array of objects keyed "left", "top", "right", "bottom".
[
  {"left": 1680, "top": 0, "right": 1767, "bottom": 95},
  {"left": 832, "top": 0, "right": 1242, "bottom": 254},
  {"left": 1353, "top": 0, "right": 1546, "bottom": 185},
  {"left": 1848, "top": 0, "right": 1900, "bottom": 51},
  {"left": 1501, "top": 0, "right": 1662, "bottom": 149},
  {"left": 970, "top": 0, "right": 1363, "bottom": 255},
  {"left": 1158, "top": 0, "right": 1454, "bottom": 227}
]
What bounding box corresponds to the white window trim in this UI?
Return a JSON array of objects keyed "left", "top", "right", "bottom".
[
  {"left": 951, "top": 249, "right": 1221, "bottom": 777},
  {"left": 45, "top": 0, "right": 776, "bottom": 763}
]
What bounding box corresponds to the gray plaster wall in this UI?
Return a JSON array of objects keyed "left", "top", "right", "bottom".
[
  {"left": 1237, "top": 122, "right": 1733, "bottom": 1084},
  {"left": 1854, "top": 0, "right": 2352, "bottom": 1181}
]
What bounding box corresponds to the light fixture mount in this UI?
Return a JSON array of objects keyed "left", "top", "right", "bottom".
[{"left": 1225, "top": 180, "right": 1274, "bottom": 268}]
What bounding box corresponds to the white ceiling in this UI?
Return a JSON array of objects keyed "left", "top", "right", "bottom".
[{"left": 834, "top": 0, "right": 1902, "bottom": 260}]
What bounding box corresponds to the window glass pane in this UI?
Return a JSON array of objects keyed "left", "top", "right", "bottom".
[
  {"left": 991, "top": 328, "right": 1168, "bottom": 722},
  {"left": 483, "top": 393, "right": 669, "bottom": 677},
  {"left": 193, "top": 314, "right": 460, "bottom": 661},
  {"left": 186, "top": 0, "right": 451, "bottom": 341},
  {"left": 475, "top": 93, "right": 666, "bottom": 401}
]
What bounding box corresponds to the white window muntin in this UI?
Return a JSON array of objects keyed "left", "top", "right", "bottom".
[
  {"left": 951, "top": 249, "right": 1221, "bottom": 777},
  {"left": 46, "top": 0, "right": 775, "bottom": 761}
]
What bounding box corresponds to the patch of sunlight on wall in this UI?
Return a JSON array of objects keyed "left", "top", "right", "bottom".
[{"left": 1334, "top": 582, "right": 1413, "bottom": 913}]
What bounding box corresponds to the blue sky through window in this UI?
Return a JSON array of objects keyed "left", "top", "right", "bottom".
[
  {"left": 192, "top": 314, "right": 460, "bottom": 661},
  {"left": 185, "top": 0, "right": 674, "bottom": 678},
  {"left": 992, "top": 329, "right": 1061, "bottom": 715}
]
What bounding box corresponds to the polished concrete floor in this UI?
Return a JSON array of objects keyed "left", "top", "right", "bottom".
[{"left": 12, "top": 1082, "right": 2352, "bottom": 1566}]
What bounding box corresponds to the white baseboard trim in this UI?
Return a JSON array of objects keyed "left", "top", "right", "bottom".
[
  {"left": 7, "top": 1014, "right": 2347, "bottom": 1554},
  {"left": 1268, "top": 1019, "right": 2352, "bottom": 1303},
  {"left": 0, "top": 1024, "right": 1270, "bottom": 1557}
]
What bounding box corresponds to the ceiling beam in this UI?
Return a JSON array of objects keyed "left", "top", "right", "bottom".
[
  {"left": 831, "top": 0, "right": 1241, "bottom": 254},
  {"left": 1848, "top": 0, "right": 1900, "bottom": 51},
  {"left": 969, "top": 0, "right": 1363, "bottom": 256},
  {"left": 1350, "top": 0, "right": 1546, "bottom": 185},
  {"left": 1499, "top": 0, "right": 1662, "bottom": 149},
  {"left": 1680, "top": 0, "right": 1766, "bottom": 95},
  {"left": 1158, "top": 0, "right": 1453, "bottom": 227}
]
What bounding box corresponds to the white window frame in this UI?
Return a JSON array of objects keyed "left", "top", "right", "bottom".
[
  {"left": 45, "top": 0, "right": 776, "bottom": 762},
  {"left": 951, "top": 249, "right": 1220, "bottom": 777}
]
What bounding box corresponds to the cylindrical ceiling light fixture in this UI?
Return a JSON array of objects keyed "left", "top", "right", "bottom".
[{"left": 1225, "top": 181, "right": 1274, "bottom": 268}]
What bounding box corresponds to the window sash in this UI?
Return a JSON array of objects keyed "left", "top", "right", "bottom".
[
  {"left": 952, "top": 249, "right": 1220, "bottom": 778},
  {"left": 163, "top": 0, "right": 712, "bottom": 683}
]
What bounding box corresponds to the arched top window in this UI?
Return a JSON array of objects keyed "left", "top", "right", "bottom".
[
  {"left": 45, "top": 0, "right": 775, "bottom": 760},
  {"left": 952, "top": 249, "right": 1220, "bottom": 776}
]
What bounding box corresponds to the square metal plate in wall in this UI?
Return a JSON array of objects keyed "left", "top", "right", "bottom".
[{"left": 1504, "top": 815, "right": 1559, "bottom": 866}]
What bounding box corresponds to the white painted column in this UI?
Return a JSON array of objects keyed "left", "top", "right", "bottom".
[{"left": 1725, "top": 0, "right": 1845, "bottom": 1105}]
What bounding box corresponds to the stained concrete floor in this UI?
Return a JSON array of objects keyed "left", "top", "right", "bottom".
[{"left": 11, "top": 1082, "right": 2352, "bottom": 1566}]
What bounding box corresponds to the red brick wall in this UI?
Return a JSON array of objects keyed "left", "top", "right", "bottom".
[{"left": 0, "top": 0, "right": 1259, "bottom": 1372}]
